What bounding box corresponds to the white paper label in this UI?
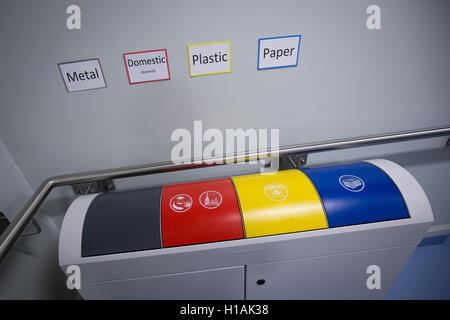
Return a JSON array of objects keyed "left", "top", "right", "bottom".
[
  {"left": 258, "top": 35, "right": 301, "bottom": 70},
  {"left": 187, "top": 41, "right": 231, "bottom": 77},
  {"left": 58, "top": 59, "right": 106, "bottom": 92},
  {"left": 123, "top": 49, "right": 170, "bottom": 84}
]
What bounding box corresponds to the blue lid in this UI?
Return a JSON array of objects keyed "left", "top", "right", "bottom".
[{"left": 301, "top": 162, "right": 409, "bottom": 228}]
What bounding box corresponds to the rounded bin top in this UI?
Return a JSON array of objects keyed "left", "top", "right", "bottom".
[
  {"left": 232, "top": 169, "right": 328, "bottom": 238},
  {"left": 161, "top": 178, "right": 244, "bottom": 247},
  {"left": 301, "top": 162, "right": 410, "bottom": 228}
]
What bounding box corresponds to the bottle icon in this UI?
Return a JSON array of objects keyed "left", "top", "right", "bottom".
[{"left": 199, "top": 191, "right": 222, "bottom": 209}]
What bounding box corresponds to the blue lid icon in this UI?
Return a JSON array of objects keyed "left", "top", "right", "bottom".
[{"left": 339, "top": 175, "right": 365, "bottom": 192}]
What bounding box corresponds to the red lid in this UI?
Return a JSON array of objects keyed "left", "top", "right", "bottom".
[{"left": 161, "top": 178, "right": 244, "bottom": 247}]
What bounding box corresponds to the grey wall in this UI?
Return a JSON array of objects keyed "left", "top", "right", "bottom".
[
  {"left": 0, "top": 137, "right": 76, "bottom": 299},
  {"left": 0, "top": 0, "right": 449, "bottom": 299},
  {"left": 0, "top": 138, "right": 32, "bottom": 221},
  {"left": 0, "top": 0, "right": 449, "bottom": 188}
]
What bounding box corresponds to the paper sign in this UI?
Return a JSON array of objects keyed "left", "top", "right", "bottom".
[
  {"left": 187, "top": 41, "right": 231, "bottom": 77},
  {"left": 258, "top": 35, "right": 301, "bottom": 70},
  {"left": 58, "top": 59, "right": 106, "bottom": 92},
  {"left": 123, "top": 49, "right": 170, "bottom": 84}
]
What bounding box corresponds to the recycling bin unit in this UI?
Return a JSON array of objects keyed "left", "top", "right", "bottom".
[{"left": 59, "top": 159, "right": 433, "bottom": 299}]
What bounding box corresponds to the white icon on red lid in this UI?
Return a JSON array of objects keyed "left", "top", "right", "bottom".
[
  {"left": 199, "top": 191, "right": 223, "bottom": 210},
  {"left": 169, "top": 194, "right": 192, "bottom": 213}
]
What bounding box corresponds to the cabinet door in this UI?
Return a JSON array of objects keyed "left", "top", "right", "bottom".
[
  {"left": 82, "top": 266, "right": 244, "bottom": 300},
  {"left": 246, "top": 245, "right": 415, "bottom": 299}
]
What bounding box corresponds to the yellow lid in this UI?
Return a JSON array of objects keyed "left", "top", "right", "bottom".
[{"left": 232, "top": 169, "right": 328, "bottom": 238}]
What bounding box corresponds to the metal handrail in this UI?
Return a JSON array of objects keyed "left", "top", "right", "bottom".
[{"left": 1, "top": 125, "right": 449, "bottom": 263}]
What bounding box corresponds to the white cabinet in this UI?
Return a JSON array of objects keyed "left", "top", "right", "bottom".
[
  {"left": 245, "top": 245, "right": 416, "bottom": 299},
  {"left": 82, "top": 266, "right": 244, "bottom": 300}
]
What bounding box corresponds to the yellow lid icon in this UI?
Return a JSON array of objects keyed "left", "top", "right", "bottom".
[{"left": 232, "top": 170, "right": 328, "bottom": 238}]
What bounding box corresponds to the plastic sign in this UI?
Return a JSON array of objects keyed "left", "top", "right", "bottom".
[
  {"left": 258, "top": 35, "right": 301, "bottom": 70},
  {"left": 123, "top": 49, "right": 170, "bottom": 84},
  {"left": 187, "top": 41, "right": 231, "bottom": 77},
  {"left": 58, "top": 58, "right": 106, "bottom": 92}
]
